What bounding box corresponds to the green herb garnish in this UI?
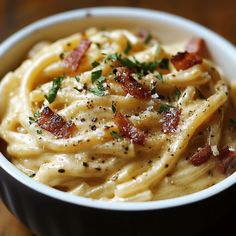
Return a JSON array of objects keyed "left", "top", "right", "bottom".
[
  {"left": 158, "top": 58, "right": 169, "bottom": 70},
  {"left": 110, "top": 131, "right": 123, "bottom": 140},
  {"left": 91, "top": 70, "right": 103, "bottom": 83},
  {"left": 75, "top": 76, "right": 80, "bottom": 83},
  {"left": 90, "top": 70, "right": 106, "bottom": 96},
  {"left": 155, "top": 73, "right": 163, "bottom": 82},
  {"left": 151, "top": 81, "right": 157, "bottom": 95},
  {"left": 95, "top": 42, "right": 101, "bottom": 49},
  {"left": 144, "top": 34, "right": 152, "bottom": 44},
  {"left": 175, "top": 87, "right": 181, "bottom": 100},
  {"left": 45, "top": 76, "right": 64, "bottom": 104},
  {"left": 36, "top": 130, "right": 42, "bottom": 135},
  {"left": 89, "top": 87, "right": 105, "bottom": 96},
  {"left": 91, "top": 61, "right": 100, "bottom": 68},
  {"left": 158, "top": 103, "right": 175, "bottom": 113},
  {"left": 111, "top": 101, "right": 116, "bottom": 113},
  {"left": 28, "top": 116, "right": 36, "bottom": 125},
  {"left": 124, "top": 40, "right": 132, "bottom": 54}
]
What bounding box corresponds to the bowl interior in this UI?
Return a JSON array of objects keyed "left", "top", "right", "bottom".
[{"left": 0, "top": 7, "right": 236, "bottom": 211}]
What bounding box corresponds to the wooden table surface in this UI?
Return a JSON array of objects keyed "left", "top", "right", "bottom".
[{"left": 0, "top": 0, "right": 235, "bottom": 235}]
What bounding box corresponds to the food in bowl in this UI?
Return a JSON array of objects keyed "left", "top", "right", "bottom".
[{"left": 0, "top": 27, "right": 236, "bottom": 202}]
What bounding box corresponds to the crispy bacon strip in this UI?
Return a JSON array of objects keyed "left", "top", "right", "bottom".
[
  {"left": 185, "top": 37, "right": 207, "bottom": 57},
  {"left": 114, "top": 112, "right": 145, "bottom": 145},
  {"left": 37, "top": 107, "right": 76, "bottom": 138},
  {"left": 64, "top": 39, "right": 91, "bottom": 71},
  {"left": 116, "top": 67, "right": 151, "bottom": 99},
  {"left": 217, "top": 146, "right": 236, "bottom": 176},
  {"left": 171, "top": 51, "right": 202, "bottom": 71},
  {"left": 161, "top": 108, "right": 181, "bottom": 134},
  {"left": 189, "top": 145, "right": 212, "bottom": 166}
]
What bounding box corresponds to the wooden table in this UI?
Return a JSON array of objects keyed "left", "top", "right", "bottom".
[{"left": 0, "top": 0, "right": 235, "bottom": 235}]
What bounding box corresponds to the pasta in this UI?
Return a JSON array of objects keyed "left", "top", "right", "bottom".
[{"left": 0, "top": 27, "right": 236, "bottom": 202}]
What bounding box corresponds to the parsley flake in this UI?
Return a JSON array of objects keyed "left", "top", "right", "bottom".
[
  {"left": 124, "top": 40, "right": 132, "bottom": 54},
  {"left": 112, "top": 101, "right": 116, "bottom": 113},
  {"left": 110, "top": 131, "right": 123, "bottom": 140},
  {"left": 158, "top": 103, "right": 175, "bottom": 113},
  {"left": 75, "top": 76, "right": 80, "bottom": 83},
  {"left": 158, "top": 58, "right": 169, "bottom": 70},
  {"left": 45, "top": 76, "right": 64, "bottom": 104},
  {"left": 91, "top": 70, "right": 103, "bottom": 83},
  {"left": 91, "top": 61, "right": 100, "bottom": 68},
  {"left": 144, "top": 34, "right": 152, "bottom": 44},
  {"left": 155, "top": 73, "right": 163, "bottom": 82},
  {"left": 89, "top": 87, "right": 105, "bottom": 96},
  {"left": 175, "top": 87, "right": 181, "bottom": 100}
]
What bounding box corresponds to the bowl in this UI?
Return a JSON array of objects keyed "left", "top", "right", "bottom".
[{"left": 0, "top": 7, "right": 236, "bottom": 236}]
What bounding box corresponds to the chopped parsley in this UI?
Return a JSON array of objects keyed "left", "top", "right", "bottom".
[
  {"left": 110, "top": 131, "right": 123, "bottom": 140},
  {"left": 94, "top": 42, "right": 101, "bottom": 49},
  {"left": 124, "top": 40, "right": 132, "bottom": 54},
  {"left": 155, "top": 73, "right": 163, "bottom": 82},
  {"left": 75, "top": 76, "right": 80, "bottom": 83},
  {"left": 45, "top": 76, "right": 64, "bottom": 104},
  {"left": 229, "top": 118, "right": 236, "bottom": 127},
  {"left": 89, "top": 70, "right": 106, "bottom": 96},
  {"left": 28, "top": 116, "right": 36, "bottom": 125},
  {"left": 91, "top": 60, "right": 100, "bottom": 68},
  {"left": 111, "top": 101, "right": 116, "bottom": 113},
  {"left": 151, "top": 81, "right": 157, "bottom": 95},
  {"left": 36, "top": 129, "right": 42, "bottom": 135},
  {"left": 158, "top": 103, "right": 175, "bottom": 113},
  {"left": 89, "top": 87, "right": 105, "bottom": 96},
  {"left": 91, "top": 70, "right": 103, "bottom": 83},
  {"left": 175, "top": 87, "right": 181, "bottom": 100},
  {"left": 144, "top": 34, "right": 152, "bottom": 44},
  {"left": 158, "top": 58, "right": 169, "bottom": 70}
]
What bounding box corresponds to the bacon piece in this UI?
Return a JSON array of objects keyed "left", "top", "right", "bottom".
[
  {"left": 217, "top": 146, "right": 236, "bottom": 176},
  {"left": 189, "top": 145, "right": 212, "bottom": 166},
  {"left": 161, "top": 108, "right": 181, "bottom": 134},
  {"left": 116, "top": 67, "right": 151, "bottom": 99},
  {"left": 64, "top": 39, "right": 91, "bottom": 71},
  {"left": 186, "top": 37, "right": 207, "bottom": 57},
  {"left": 114, "top": 112, "right": 145, "bottom": 145},
  {"left": 37, "top": 107, "right": 76, "bottom": 138},
  {"left": 171, "top": 51, "right": 202, "bottom": 71}
]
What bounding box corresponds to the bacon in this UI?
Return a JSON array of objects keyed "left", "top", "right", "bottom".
[
  {"left": 161, "top": 108, "right": 181, "bottom": 134},
  {"left": 64, "top": 39, "right": 91, "bottom": 71},
  {"left": 116, "top": 67, "right": 151, "bottom": 99},
  {"left": 189, "top": 145, "right": 213, "bottom": 166},
  {"left": 185, "top": 37, "right": 207, "bottom": 57},
  {"left": 114, "top": 112, "right": 145, "bottom": 145},
  {"left": 217, "top": 146, "right": 236, "bottom": 176},
  {"left": 171, "top": 51, "right": 202, "bottom": 71},
  {"left": 37, "top": 107, "right": 76, "bottom": 138}
]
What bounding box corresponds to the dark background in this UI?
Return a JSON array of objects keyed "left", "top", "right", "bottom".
[
  {"left": 0, "top": 0, "right": 236, "bottom": 45},
  {"left": 0, "top": 0, "right": 235, "bottom": 235}
]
